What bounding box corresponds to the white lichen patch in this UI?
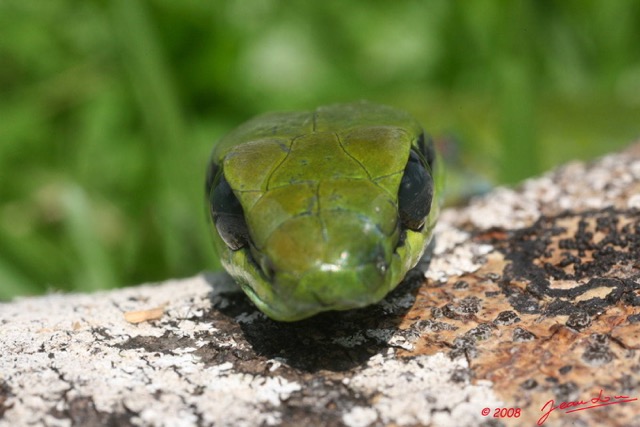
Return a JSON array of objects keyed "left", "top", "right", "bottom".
[
  {"left": 344, "top": 353, "right": 502, "bottom": 427},
  {"left": 459, "top": 186, "right": 543, "bottom": 230},
  {"left": 452, "top": 147, "right": 640, "bottom": 232},
  {"left": 342, "top": 406, "right": 378, "bottom": 427},
  {"left": 189, "top": 373, "right": 301, "bottom": 427},
  {"left": 424, "top": 222, "right": 494, "bottom": 283},
  {"left": 0, "top": 274, "right": 300, "bottom": 427}
]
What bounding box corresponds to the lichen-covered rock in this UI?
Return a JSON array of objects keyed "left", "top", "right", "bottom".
[{"left": 1, "top": 143, "right": 640, "bottom": 427}]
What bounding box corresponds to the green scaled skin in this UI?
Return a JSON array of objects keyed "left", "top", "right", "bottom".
[{"left": 206, "top": 101, "right": 442, "bottom": 321}]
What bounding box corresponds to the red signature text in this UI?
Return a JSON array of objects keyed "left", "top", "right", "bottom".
[{"left": 538, "top": 389, "right": 637, "bottom": 425}]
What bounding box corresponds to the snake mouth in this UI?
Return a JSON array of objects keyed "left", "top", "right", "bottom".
[
  {"left": 307, "top": 287, "right": 379, "bottom": 310},
  {"left": 239, "top": 281, "right": 320, "bottom": 322}
]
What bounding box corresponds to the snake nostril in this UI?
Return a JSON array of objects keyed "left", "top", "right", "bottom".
[
  {"left": 371, "top": 244, "right": 389, "bottom": 275},
  {"left": 376, "top": 258, "right": 388, "bottom": 274}
]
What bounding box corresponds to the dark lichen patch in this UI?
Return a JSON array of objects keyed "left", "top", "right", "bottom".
[
  {"left": 491, "top": 208, "right": 640, "bottom": 319},
  {"left": 512, "top": 327, "right": 536, "bottom": 342},
  {"left": 430, "top": 306, "right": 444, "bottom": 318},
  {"left": 582, "top": 333, "right": 614, "bottom": 366},
  {"left": 278, "top": 378, "right": 372, "bottom": 427},
  {"left": 441, "top": 296, "right": 482, "bottom": 319},
  {"left": 558, "top": 365, "right": 573, "bottom": 375},
  {"left": 628, "top": 314, "right": 640, "bottom": 324},
  {"left": 493, "top": 310, "right": 520, "bottom": 326},
  {"left": 503, "top": 286, "right": 540, "bottom": 314},
  {"left": 90, "top": 327, "right": 115, "bottom": 341},
  {"left": 449, "top": 323, "right": 495, "bottom": 360},
  {"left": 618, "top": 374, "right": 638, "bottom": 394},
  {"left": 544, "top": 376, "right": 559, "bottom": 384},
  {"left": 449, "top": 336, "right": 479, "bottom": 360},
  {"left": 466, "top": 323, "right": 494, "bottom": 341},
  {"left": 553, "top": 381, "right": 579, "bottom": 402},
  {"left": 49, "top": 396, "right": 135, "bottom": 427},
  {"left": 459, "top": 296, "right": 483, "bottom": 314},
  {"left": 441, "top": 304, "right": 459, "bottom": 319},
  {"left": 115, "top": 331, "right": 202, "bottom": 355},
  {"left": 566, "top": 310, "right": 591, "bottom": 331},
  {"left": 545, "top": 299, "right": 577, "bottom": 316},
  {"left": 192, "top": 333, "right": 264, "bottom": 375},
  {"left": 0, "top": 381, "right": 13, "bottom": 418},
  {"left": 415, "top": 319, "right": 458, "bottom": 332},
  {"left": 454, "top": 280, "right": 469, "bottom": 290},
  {"left": 450, "top": 367, "right": 472, "bottom": 383}
]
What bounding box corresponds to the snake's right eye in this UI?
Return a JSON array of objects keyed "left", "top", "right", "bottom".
[{"left": 209, "top": 169, "right": 249, "bottom": 250}]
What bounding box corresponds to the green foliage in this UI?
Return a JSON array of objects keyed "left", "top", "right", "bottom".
[{"left": 1, "top": 0, "right": 639, "bottom": 298}]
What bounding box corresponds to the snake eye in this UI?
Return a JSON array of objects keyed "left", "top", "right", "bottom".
[
  {"left": 209, "top": 169, "right": 249, "bottom": 250},
  {"left": 398, "top": 149, "right": 434, "bottom": 231}
]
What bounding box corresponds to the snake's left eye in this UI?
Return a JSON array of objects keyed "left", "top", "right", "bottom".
[
  {"left": 398, "top": 149, "right": 434, "bottom": 231},
  {"left": 209, "top": 169, "right": 250, "bottom": 250}
]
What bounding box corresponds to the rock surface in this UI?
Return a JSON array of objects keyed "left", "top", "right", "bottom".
[{"left": 1, "top": 144, "right": 640, "bottom": 427}]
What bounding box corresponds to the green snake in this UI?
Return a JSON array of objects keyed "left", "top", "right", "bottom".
[{"left": 206, "top": 101, "right": 442, "bottom": 321}]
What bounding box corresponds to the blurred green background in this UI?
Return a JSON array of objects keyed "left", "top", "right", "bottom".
[{"left": 1, "top": 1, "right": 639, "bottom": 299}]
